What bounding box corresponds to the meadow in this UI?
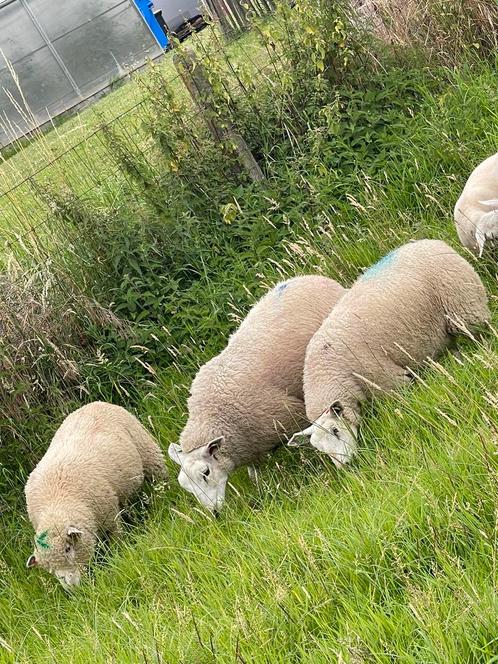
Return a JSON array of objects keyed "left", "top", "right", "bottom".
[{"left": 1, "top": 1, "right": 498, "bottom": 661}]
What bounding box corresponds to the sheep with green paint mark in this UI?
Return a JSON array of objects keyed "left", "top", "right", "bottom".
[
  {"left": 289, "top": 240, "right": 489, "bottom": 466},
  {"left": 25, "top": 401, "right": 167, "bottom": 587}
]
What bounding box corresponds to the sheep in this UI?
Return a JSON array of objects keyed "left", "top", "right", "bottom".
[
  {"left": 25, "top": 401, "right": 167, "bottom": 587},
  {"left": 168, "top": 275, "right": 346, "bottom": 512},
  {"left": 288, "top": 239, "right": 489, "bottom": 466},
  {"left": 454, "top": 152, "right": 498, "bottom": 256}
]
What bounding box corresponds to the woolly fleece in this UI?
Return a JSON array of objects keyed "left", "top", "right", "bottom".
[
  {"left": 303, "top": 239, "right": 489, "bottom": 424},
  {"left": 180, "top": 275, "right": 346, "bottom": 469},
  {"left": 25, "top": 401, "right": 167, "bottom": 577}
]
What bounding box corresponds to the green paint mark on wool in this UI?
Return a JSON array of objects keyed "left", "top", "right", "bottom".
[{"left": 36, "top": 531, "right": 50, "bottom": 550}]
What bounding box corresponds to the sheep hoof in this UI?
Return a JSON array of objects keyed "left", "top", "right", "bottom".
[{"left": 476, "top": 219, "right": 498, "bottom": 258}]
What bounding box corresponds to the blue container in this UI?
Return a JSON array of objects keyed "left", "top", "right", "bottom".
[{"left": 133, "top": 0, "right": 169, "bottom": 48}]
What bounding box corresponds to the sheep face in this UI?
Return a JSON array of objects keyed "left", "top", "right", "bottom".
[
  {"left": 168, "top": 437, "right": 229, "bottom": 513},
  {"left": 26, "top": 526, "right": 95, "bottom": 587},
  {"left": 288, "top": 401, "right": 357, "bottom": 467}
]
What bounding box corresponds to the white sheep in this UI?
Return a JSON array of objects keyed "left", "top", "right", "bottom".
[
  {"left": 289, "top": 239, "right": 489, "bottom": 465},
  {"left": 168, "top": 275, "right": 346, "bottom": 512},
  {"left": 25, "top": 401, "right": 167, "bottom": 586},
  {"left": 454, "top": 152, "right": 498, "bottom": 256}
]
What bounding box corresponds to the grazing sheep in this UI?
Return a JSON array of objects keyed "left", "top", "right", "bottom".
[
  {"left": 25, "top": 401, "right": 167, "bottom": 586},
  {"left": 168, "top": 275, "right": 346, "bottom": 512},
  {"left": 454, "top": 152, "right": 498, "bottom": 256},
  {"left": 289, "top": 240, "right": 489, "bottom": 466}
]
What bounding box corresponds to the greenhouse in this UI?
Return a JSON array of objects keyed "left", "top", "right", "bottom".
[{"left": 0, "top": 0, "right": 164, "bottom": 146}]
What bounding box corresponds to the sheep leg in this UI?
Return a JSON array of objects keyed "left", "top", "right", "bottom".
[
  {"left": 402, "top": 368, "right": 416, "bottom": 383},
  {"left": 140, "top": 436, "right": 168, "bottom": 482},
  {"left": 476, "top": 213, "right": 498, "bottom": 257},
  {"left": 443, "top": 335, "right": 465, "bottom": 361},
  {"left": 106, "top": 512, "right": 123, "bottom": 538},
  {"left": 247, "top": 465, "right": 258, "bottom": 484},
  {"left": 145, "top": 456, "right": 169, "bottom": 482},
  {"left": 100, "top": 494, "right": 123, "bottom": 538},
  {"left": 386, "top": 361, "right": 414, "bottom": 386}
]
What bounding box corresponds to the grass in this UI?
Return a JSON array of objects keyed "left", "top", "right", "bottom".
[
  {"left": 2, "top": 346, "right": 498, "bottom": 662},
  {"left": 1, "top": 6, "right": 498, "bottom": 662}
]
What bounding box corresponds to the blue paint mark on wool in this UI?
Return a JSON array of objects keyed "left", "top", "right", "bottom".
[
  {"left": 361, "top": 249, "right": 398, "bottom": 281},
  {"left": 275, "top": 281, "right": 290, "bottom": 296}
]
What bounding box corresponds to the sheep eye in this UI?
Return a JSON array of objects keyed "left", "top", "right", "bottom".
[
  {"left": 202, "top": 467, "right": 210, "bottom": 480},
  {"left": 332, "top": 428, "right": 340, "bottom": 437},
  {"left": 65, "top": 545, "right": 72, "bottom": 554}
]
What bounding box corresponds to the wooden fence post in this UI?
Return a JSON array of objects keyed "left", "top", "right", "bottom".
[
  {"left": 174, "top": 48, "right": 264, "bottom": 181},
  {"left": 203, "top": 0, "right": 275, "bottom": 38},
  {"left": 203, "top": 0, "right": 235, "bottom": 38}
]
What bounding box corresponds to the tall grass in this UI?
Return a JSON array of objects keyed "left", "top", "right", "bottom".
[
  {"left": 1, "top": 1, "right": 498, "bottom": 661},
  {"left": 357, "top": 0, "right": 498, "bottom": 65}
]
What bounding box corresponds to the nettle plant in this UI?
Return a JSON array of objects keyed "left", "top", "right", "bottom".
[
  {"left": 138, "top": 62, "right": 204, "bottom": 174},
  {"left": 272, "top": 0, "right": 358, "bottom": 87},
  {"left": 250, "top": 0, "right": 367, "bottom": 137}
]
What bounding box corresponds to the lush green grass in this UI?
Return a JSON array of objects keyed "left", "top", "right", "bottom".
[
  {"left": 2, "top": 345, "right": 498, "bottom": 662},
  {"left": 2, "top": 16, "right": 498, "bottom": 664}
]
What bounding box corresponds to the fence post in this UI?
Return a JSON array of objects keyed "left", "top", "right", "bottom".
[
  {"left": 203, "top": 0, "right": 234, "bottom": 38},
  {"left": 221, "top": 0, "right": 250, "bottom": 32},
  {"left": 203, "top": 0, "right": 275, "bottom": 38},
  {"left": 173, "top": 48, "right": 264, "bottom": 181}
]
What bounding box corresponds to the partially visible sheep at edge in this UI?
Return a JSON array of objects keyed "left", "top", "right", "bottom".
[
  {"left": 289, "top": 239, "right": 489, "bottom": 466},
  {"left": 25, "top": 401, "right": 167, "bottom": 587},
  {"left": 168, "top": 275, "right": 347, "bottom": 513},
  {"left": 454, "top": 152, "right": 498, "bottom": 256}
]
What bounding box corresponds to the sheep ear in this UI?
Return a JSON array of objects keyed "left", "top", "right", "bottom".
[
  {"left": 67, "top": 527, "right": 83, "bottom": 538},
  {"left": 288, "top": 425, "right": 315, "bottom": 447},
  {"left": 206, "top": 436, "right": 224, "bottom": 456},
  {"left": 168, "top": 443, "right": 183, "bottom": 465},
  {"left": 26, "top": 554, "right": 37, "bottom": 568},
  {"left": 479, "top": 199, "right": 498, "bottom": 209},
  {"left": 329, "top": 401, "right": 344, "bottom": 417}
]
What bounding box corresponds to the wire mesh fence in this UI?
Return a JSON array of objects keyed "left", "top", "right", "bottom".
[
  {"left": 0, "top": 16, "right": 284, "bottom": 393},
  {"left": 0, "top": 20, "right": 276, "bottom": 236},
  {"left": 0, "top": 30, "right": 267, "bottom": 236}
]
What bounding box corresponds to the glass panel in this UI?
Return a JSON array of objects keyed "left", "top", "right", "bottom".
[
  {"left": 0, "top": 0, "right": 161, "bottom": 146},
  {"left": 0, "top": 1, "right": 45, "bottom": 64},
  {"left": 24, "top": 0, "right": 125, "bottom": 41},
  {"left": 0, "top": 45, "right": 73, "bottom": 116},
  {"left": 53, "top": 4, "right": 161, "bottom": 93}
]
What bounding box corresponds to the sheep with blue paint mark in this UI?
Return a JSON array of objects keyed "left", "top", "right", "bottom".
[
  {"left": 25, "top": 401, "right": 167, "bottom": 587},
  {"left": 289, "top": 240, "right": 489, "bottom": 466},
  {"left": 168, "top": 275, "right": 346, "bottom": 512},
  {"left": 454, "top": 152, "right": 498, "bottom": 256}
]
